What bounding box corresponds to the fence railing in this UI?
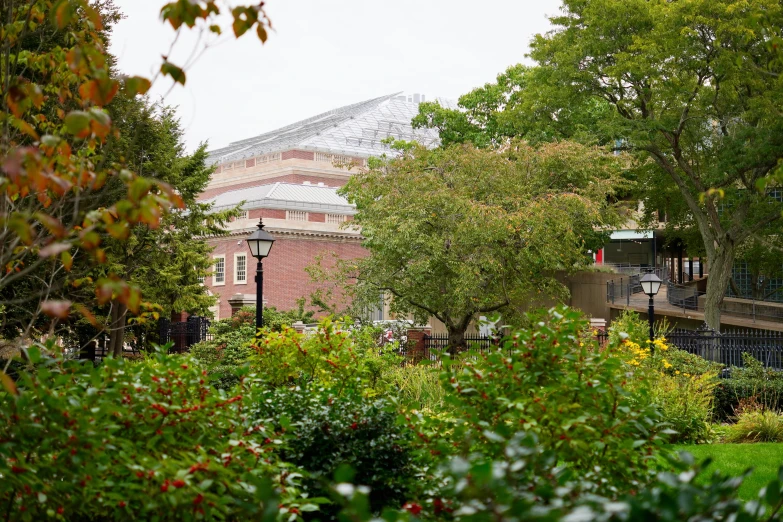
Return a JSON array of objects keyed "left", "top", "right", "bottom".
[
  {"left": 159, "top": 316, "right": 212, "bottom": 352},
  {"left": 597, "top": 325, "right": 783, "bottom": 370},
  {"left": 396, "top": 325, "right": 783, "bottom": 371},
  {"left": 667, "top": 326, "right": 783, "bottom": 370}
]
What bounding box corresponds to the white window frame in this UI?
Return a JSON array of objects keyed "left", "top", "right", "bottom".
[
  {"left": 212, "top": 255, "right": 225, "bottom": 286},
  {"left": 234, "top": 253, "right": 247, "bottom": 285}
]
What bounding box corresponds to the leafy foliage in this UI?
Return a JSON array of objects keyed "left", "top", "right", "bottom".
[
  {"left": 529, "top": 0, "right": 783, "bottom": 329},
  {"left": 0, "top": 346, "right": 299, "bottom": 521},
  {"left": 405, "top": 308, "right": 669, "bottom": 499},
  {"left": 0, "top": 0, "right": 272, "bottom": 367},
  {"left": 714, "top": 353, "right": 783, "bottom": 422},
  {"left": 251, "top": 387, "right": 415, "bottom": 518},
  {"left": 610, "top": 312, "right": 720, "bottom": 443},
  {"left": 318, "top": 141, "right": 625, "bottom": 349}
]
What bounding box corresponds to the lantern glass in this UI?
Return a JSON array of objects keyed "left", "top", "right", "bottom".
[
  {"left": 640, "top": 272, "right": 662, "bottom": 297},
  {"left": 246, "top": 219, "right": 275, "bottom": 259}
]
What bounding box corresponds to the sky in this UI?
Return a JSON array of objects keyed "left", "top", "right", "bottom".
[{"left": 110, "top": 0, "right": 562, "bottom": 153}]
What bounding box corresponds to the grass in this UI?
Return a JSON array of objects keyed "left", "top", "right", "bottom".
[{"left": 673, "top": 443, "right": 783, "bottom": 500}]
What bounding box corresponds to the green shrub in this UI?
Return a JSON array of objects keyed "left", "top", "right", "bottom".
[
  {"left": 249, "top": 318, "right": 402, "bottom": 393},
  {"left": 250, "top": 386, "right": 415, "bottom": 518},
  {"left": 0, "top": 345, "right": 310, "bottom": 521},
  {"left": 713, "top": 353, "right": 783, "bottom": 422},
  {"left": 411, "top": 307, "right": 668, "bottom": 496},
  {"left": 382, "top": 364, "right": 445, "bottom": 410},
  {"left": 609, "top": 312, "right": 720, "bottom": 443}
]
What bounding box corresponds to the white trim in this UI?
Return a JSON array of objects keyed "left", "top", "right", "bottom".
[
  {"left": 234, "top": 252, "right": 247, "bottom": 285},
  {"left": 212, "top": 255, "right": 226, "bottom": 286},
  {"left": 610, "top": 230, "right": 653, "bottom": 240},
  {"left": 286, "top": 209, "right": 309, "bottom": 221}
]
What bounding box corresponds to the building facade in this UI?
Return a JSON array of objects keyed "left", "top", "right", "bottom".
[{"left": 199, "top": 93, "right": 447, "bottom": 319}]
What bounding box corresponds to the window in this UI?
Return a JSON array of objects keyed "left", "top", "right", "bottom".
[
  {"left": 213, "top": 256, "right": 225, "bottom": 286},
  {"left": 234, "top": 253, "right": 247, "bottom": 284},
  {"left": 326, "top": 213, "right": 347, "bottom": 225},
  {"left": 286, "top": 210, "right": 308, "bottom": 221},
  {"left": 240, "top": 210, "right": 249, "bottom": 219}
]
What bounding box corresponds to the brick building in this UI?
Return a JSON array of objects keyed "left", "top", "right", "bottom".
[{"left": 200, "top": 93, "right": 447, "bottom": 320}]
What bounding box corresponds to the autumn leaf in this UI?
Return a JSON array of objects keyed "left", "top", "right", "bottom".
[
  {"left": 41, "top": 300, "right": 72, "bottom": 319},
  {"left": 0, "top": 370, "right": 18, "bottom": 396},
  {"left": 64, "top": 111, "right": 91, "bottom": 134},
  {"left": 124, "top": 76, "right": 152, "bottom": 96},
  {"left": 161, "top": 61, "right": 186, "bottom": 85},
  {"left": 38, "top": 242, "right": 71, "bottom": 257},
  {"left": 73, "top": 303, "right": 102, "bottom": 329},
  {"left": 61, "top": 251, "right": 73, "bottom": 272}
]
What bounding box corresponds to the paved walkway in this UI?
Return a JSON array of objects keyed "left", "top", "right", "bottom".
[{"left": 608, "top": 285, "right": 783, "bottom": 332}]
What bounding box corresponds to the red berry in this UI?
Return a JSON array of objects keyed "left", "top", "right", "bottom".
[
  {"left": 193, "top": 494, "right": 204, "bottom": 505},
  {"left": 403, "top": 502, "right": 422, "bottom": 515},
  {"left": 118, "top": 501, "right": 126, "bottom": 508},
  {"left": 172, "top": 480, "right": 186, "bottom": 488}
]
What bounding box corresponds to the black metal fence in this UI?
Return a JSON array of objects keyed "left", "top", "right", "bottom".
[
  {"left": 597, "top": 325, "right": 783, "bottom": 370},
  {"left": 403, "top": 333, "right": 500, "bottom": 361},
  {"left": 667, "top": 326, "right": 783, "bottom": 370},
  {"left": 159, "top": 316, "right": 212, "bottom": 352}
]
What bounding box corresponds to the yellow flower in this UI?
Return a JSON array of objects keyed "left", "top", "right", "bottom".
[
  {"left": 675, "top": 370, "right": 681, "bottom": 375},
  {"left": 662, "top": 359, "right": 672, "bottom": 369}
]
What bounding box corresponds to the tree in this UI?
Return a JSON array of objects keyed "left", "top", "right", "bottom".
[
  {"left": 0, "top": 0, "right": 272, "bottom": 355},
  {"left": 83, "top": 100, "right": 239, "bottom": 356},
  {"left": 412, "top": 64, "right": 618, "bottom": 148},
  {"left": 322, "top": 140, "right": 625, "bottom": 351},
  {"left": 528, "top": 0, "right": 783, "bottom": 330}
]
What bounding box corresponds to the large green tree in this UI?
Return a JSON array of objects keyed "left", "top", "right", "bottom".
[
  {"left": 412, "top": 64, "right": 617, "bottom": 148},
  {"left": 319, "top": 140, "right": 624, "bottom": 351},
  {"left": 528, "top": 0, "right": 783, "bottom": 329}
]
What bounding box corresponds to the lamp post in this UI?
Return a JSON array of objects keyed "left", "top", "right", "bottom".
[
  {"left": 640, "top": 271, "right": 662, "bottom": 348},
  {"left": 245, "top": 219, "right": 275, "bottom": 335}
]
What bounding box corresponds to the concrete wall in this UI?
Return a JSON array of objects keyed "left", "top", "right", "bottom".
[{"left": 564, "top": 271, "right": 617, "bottom": 321}]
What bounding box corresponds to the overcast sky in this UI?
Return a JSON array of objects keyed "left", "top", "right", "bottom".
[{"left": 110, "top": 0, "right": 562, "bottom": 152}]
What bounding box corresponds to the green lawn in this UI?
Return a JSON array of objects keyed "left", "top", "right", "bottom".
[{"left": 673, "top": 443, "right": 783, "bottom": 501}]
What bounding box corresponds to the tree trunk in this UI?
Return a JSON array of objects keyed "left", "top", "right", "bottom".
[
  {"left": 108, "top": 301, "right": 128, "bottom": 358},
  {"left": 703, "top": 244, "right": 734, "bottom": 332},
  {"left": 447, "top": 328, "right": 467, "bottom": 356}
]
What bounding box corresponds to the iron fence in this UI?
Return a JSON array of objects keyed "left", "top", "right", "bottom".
[
  {"left": 159, "top": 316, "right": 212, "bottom": 352},
  {"left": 597, "top": 325, "right": 783, "bottom": 370},
  {"left": 667, "top": 326, "right": 783, "bottom": 370}
]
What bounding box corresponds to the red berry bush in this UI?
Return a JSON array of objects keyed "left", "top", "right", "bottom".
[{"left": 0, "top": 347, "right": 306, "bottom": 521}]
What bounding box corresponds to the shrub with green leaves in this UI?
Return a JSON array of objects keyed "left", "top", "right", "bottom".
[
  {"left": 250, "top": 386, "right": 415, "bottom": 518},
  {"left": 714, "top": 353, "right": 783, "bottom": 422},
  {"left": 609, "top": 312, "right": 720, "bottom": 443},
  {"left": 408, "top": 307, "right": 668, "bottom": 497},
  {"left": 0, "top": 346, "right": 309, "bottom": 521}
]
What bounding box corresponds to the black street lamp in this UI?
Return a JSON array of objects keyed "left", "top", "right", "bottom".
[
  {"left": 246, "top": 219, "right": 275, "bottom": 335},
  {"left": 640, "top": 271, "right": 663, "bottom": 347}
]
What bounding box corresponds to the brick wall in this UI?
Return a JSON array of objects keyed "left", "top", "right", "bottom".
[
  {"left": 199, "top": 175, "right": 348, "bottom": 200},
  {"left": 308, "top": 212, "right": 325, "bottom": 222},
  {"left": 281, "top": 150, "right": 315, "bottom": 161},
  {"left": 249, "top": 208, "right": 285, "bottom": 220},
  {"left": 205, "top": 233, "right": 367, "bottom": 319}
]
